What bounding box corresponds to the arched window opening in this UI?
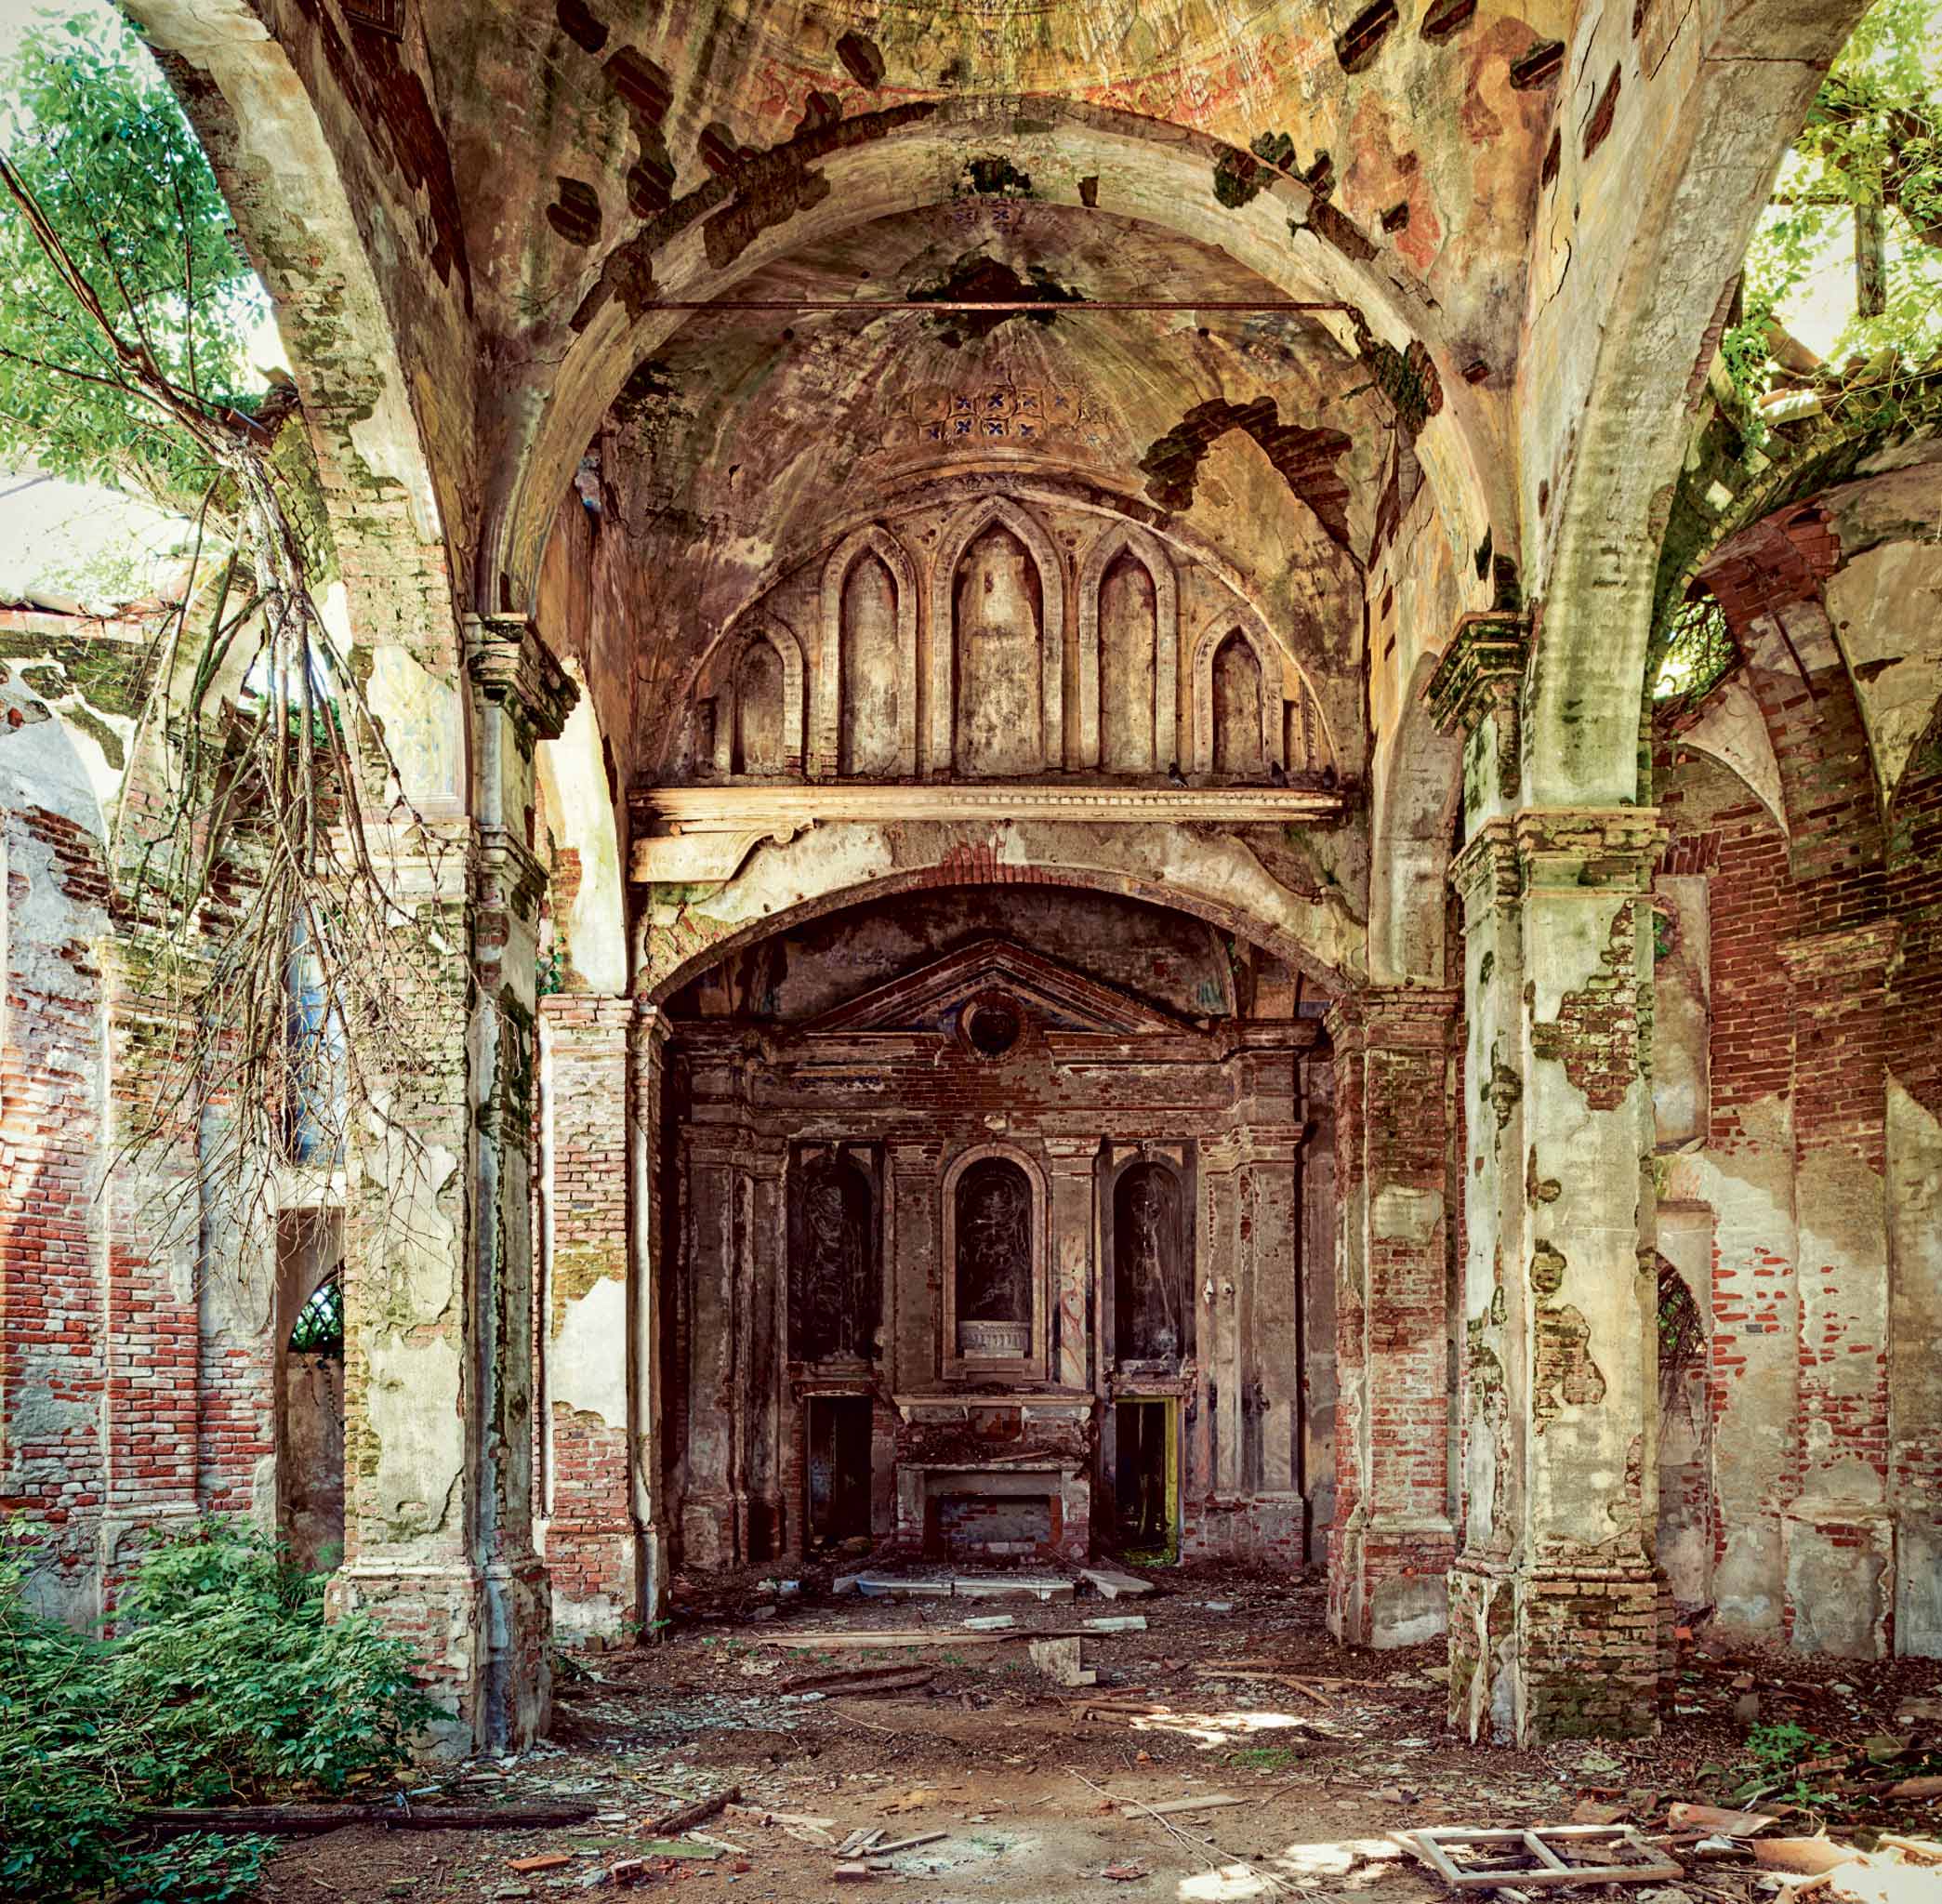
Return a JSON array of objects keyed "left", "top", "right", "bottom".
[
  {"left": 1099, "top": 550, "right": 1158, "bottom": 772},
  {"left": 788, "top": 1150, "right": 880, "bottom": 1363},
  {"left": 288, "top": 1273, "right": 344, "bottom": 1357},
  {"left": 1652, "top": 591, "right": 1737, "bottom": 706}
]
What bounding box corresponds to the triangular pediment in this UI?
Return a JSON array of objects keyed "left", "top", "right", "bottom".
[{"left": 806, "top": 937, "right": 1191, "bottom": 1038}]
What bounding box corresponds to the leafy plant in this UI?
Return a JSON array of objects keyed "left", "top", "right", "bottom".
[
  {"left": 0, "top": 1519, "right": 438, "bottom": 1900},
  {"left": 1724, "top": 0, "right": 1942, "bottom": 417},
  {"left": 0, "top": 9, "right": 269, "bottom": 511}
]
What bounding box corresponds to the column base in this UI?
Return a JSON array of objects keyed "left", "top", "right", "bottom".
[
  {"left": 1785, "top": 1500, "right": 1894, "bottom": 1658},
  {"left": 680, "top": 1495, "right": 745, "bottom": 1570},
  {"left": 542, "top": 1516, "right": 644, "bottom": 1643},
  {"left": 1328, "top": 1509, "right": 1454, "bottom": 1648},
  {"left": 1449, "top": 1559, "right": 1659, "bottom": 1745},
  {"left": 329, "top": 1554, "right": 552, "bottom": 1752}
]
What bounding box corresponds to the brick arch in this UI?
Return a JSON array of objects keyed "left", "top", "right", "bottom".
[
  {"left": 1523, "top": 0, "right": 1870, "bottom": 807},
  {"left": 131, "top": 0, "right": 470, "bottom": 806}
]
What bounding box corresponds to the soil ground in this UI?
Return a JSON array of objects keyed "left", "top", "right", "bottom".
[{"left": 258, "top": 1564, "right": 1942, "bottom": 1904}]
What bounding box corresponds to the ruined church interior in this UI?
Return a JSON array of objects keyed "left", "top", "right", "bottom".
[{"left": 3, "top": 0, "right": 1941, "bottom": 1889}]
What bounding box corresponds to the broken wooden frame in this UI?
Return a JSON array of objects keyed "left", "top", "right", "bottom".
[{"left": 1397, "top": 1825, "right": 1684, "bottom": 1889}]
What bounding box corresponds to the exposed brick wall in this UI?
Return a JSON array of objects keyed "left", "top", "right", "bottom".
[{"left": 0, "top": 809, "right": 109, "bottom": 1614}]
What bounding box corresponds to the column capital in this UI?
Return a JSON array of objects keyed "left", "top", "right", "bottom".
[
  {"left": 1325, "top": 985, "right": 1460, "bottom": 1052},
  {"left": 1450, "top": 808, "right": 1662, "bottom": 910},
  {"left": 628, "top": 998, "right": 672, "bottom": 1050},
  {"left": 473, "top": 824, "right": 550, "bottom": 924},
  {"left": 464, "top": 614, "right": 578, "bottom": 748},
  {"left": 1425, "top": 610, "right": 1532, "bottom": 740}
]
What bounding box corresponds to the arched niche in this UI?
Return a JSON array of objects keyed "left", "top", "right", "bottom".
[
  {"left": 1190, "top": 612, "right": 1285, "bottom": 777},
  {"left": 942, "top": 1142, "right": 1047, "bottom": 1378},
  {"left": 929, "top": 498, "right": 1065, "bottom": 777},
  {"left": 818, "top": 524, "right": 918, "bottom": 781},
  {"left": 788, "top": 1144, "right": 881, "bottom": 1364},
  {"left": 1077, "top": 522, "right": 1177, "bottom": 773},
  {"left": 1108, "top": 1157, "right": 1190, "bottom": 1369},
  {"left": 705, "top": 618, "right": 806, "bottom": 779}
]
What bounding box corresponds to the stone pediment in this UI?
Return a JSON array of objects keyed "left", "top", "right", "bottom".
[{"left": 805, "top": 937, "right": 1191, "bottom": 1038}]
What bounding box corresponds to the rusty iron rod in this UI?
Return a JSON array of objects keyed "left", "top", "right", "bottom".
[{"left": 645, "top": 298, "right": 1351, "bottom": 313}]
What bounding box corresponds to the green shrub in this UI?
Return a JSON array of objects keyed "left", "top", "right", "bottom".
[{"left": 0, "top": 1519, "right": 440, "bottom": 1901}]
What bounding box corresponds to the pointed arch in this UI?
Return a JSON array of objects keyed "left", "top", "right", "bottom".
[
  {"left": 1077, "top": 521, "right": 1177, "bottom": 772},
  {"left": 707, "top": 616, "right": 806, "bottom": 778},
  {"left": 929, "top": 498, "right": 1066, "bottom": 775},
  {"left": 1190, "top": 611, "right": 1284, "bottom": 776},
  {"left": 818, "top": 524, "right": 918, "bottom": 781}
]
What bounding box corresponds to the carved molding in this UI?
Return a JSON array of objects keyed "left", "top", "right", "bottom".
[
  {"left": 1425, "top": 610, "right": 1531, "bottom": 802},
  {"left": 463, "top": 615, "right": 577, "bottom": 747},
  {"left": 1448, "top": 807, "right": 1664, "bottom": 913},
  {"left": 627, "top": 782, "right": 1349, "bottom": 884}
]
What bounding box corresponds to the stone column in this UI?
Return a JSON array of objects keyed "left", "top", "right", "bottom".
[
  {"left": 1239, "top": 1122, "right": 1305, "bottom": 1561},
  {"left": 745, "top": 1134, "right": 787, "bottom": 1560},
  {"left": 1447, "top": 810, "right": 1663, "bottom": 1741},
  {"left": 1325, "top": 990, "right": 1458, "bottom": 1648},
  {"left": 627, "top": 1002, "right": 670, "bottom": 1625},
  {"left": 330, "top": 615, "right": 574, "bottom": 1750},
  {"left": 1433, "top": 614, "right": 1663, "bottom": 1743},
  {"left": 1046, "top": 1138, "right": 1099, "bottom": 1392},
  {"left": 536, "top": 993, "right": 635, "bottom": 1643},
  {"left": 680, "top": 1124, "right": 748, "bottom": 1569}
]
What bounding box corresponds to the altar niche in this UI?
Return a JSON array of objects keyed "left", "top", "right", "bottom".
[
  {"left": 943, "top": 1144, "right": 1048, "bottom": 1378},
  {"left": 1108, "top": 1157, "right": 1191, "bottom": 1370},
  {"left": 787, "top": 1144, "right": 882, "bottom": 1366}
]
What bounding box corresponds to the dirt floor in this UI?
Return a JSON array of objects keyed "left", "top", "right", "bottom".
[{"left": 258, "top": 1564, "right": 1942, "bottom": 1904}]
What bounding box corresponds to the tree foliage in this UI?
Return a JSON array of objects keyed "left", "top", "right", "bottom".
[
  {"left": 0, "top": 10, "right": 269, "bottom": 512},
  {"left": 0, "top": 7, "right": 445, "bottom": 1277},
  {"left": 1725, "top": 0, "right": 1942, "bottom": 412}
]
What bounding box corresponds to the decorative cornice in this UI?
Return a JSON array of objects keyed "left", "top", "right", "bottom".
[
  {"left": 1513, "top": 807, "right": 1663, "bottom": 892},
  {"left": 628, "top": 781, "right": 1350, "bottom": 885},
  {"left": 1425, "top": 612, "right": 1531, "bottom": 739},
  {"left": 1449, "top": 809, "right": 1663, "bottom": 908},
  {"left": 1324, "top": 985, "right": 1459, "bottom": 1051},
  {"left": 1448, "top": 815, "right": 1522, "bottom": 914},
  {"left": 472, "top": 823, "right": 549, "bottom": 922},
  {"left": 463, "top": 615, "right": 577, "bottom": 748}
]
